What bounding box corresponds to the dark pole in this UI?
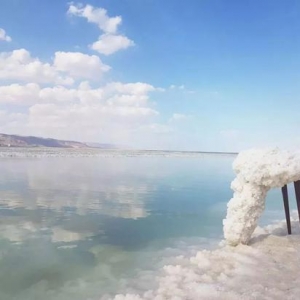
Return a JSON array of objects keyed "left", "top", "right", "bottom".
[
  {"left": 293, "top": 180, "right": 300, "bottom": 223},
  {"left": 281, "top": 185, "right": 291, "bottom": 234}
]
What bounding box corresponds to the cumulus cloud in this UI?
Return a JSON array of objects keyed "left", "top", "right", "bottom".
[
  {"left": 0, "top": 83, "right": 40, "bottom": 105},
  {"left": 0, "top": 110, "right": 27, "bottom": 133},
  {"left": 0, "top": 5, "right": 165, "bottom": 147},
  {"left": 0, "top": 49, "right": 74, "bottom": 85},
  {"left": 0, "top": 81, "right": 160, "bottom": 143},
  {"left": 0, "top": 81, "right": 158, "bottom": 107},
  {"left": 0, "top": 28, "right": 12, "bottom": 42},
  {"left": 54, "top": 51, "right": 110, "bottom": 79},
  {"left": 105, "top": 82, "right": 156, "bottom": 95},
  {"left": 68, "top": 3, "right": 134, "bottom": 55},
  {"left": 91, "top": 34, "right": 134, "bottom": 55},
  {"left": 67, "top": 3, "right": 121, "bottom": 34},
  {"left": 0, "top": 49, "right": 112, "bottom": 85}
]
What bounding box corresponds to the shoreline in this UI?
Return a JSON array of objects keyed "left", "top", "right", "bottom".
[
  {"left": 0, "top": 147, "right": 238, "bottom": 158},
  {"left": 108, "top": 214, "right": 300, "bottom": 300}
]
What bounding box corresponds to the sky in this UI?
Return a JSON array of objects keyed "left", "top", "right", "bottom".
[{"left": 0, "top": 0, "right": 300, "bottom": 151}]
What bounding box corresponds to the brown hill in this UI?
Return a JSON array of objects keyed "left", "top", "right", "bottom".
[{"left": 0, "top": 133, "right": 116, "bottom": 149}]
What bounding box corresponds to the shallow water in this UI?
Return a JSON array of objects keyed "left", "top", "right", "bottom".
[{"left": 0, "top": 153, "right": 295, "bottom": 300}]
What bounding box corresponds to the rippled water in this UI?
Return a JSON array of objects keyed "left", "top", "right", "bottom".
[{"left": 0, "top": 153, "right": 293, "bottom": 300}]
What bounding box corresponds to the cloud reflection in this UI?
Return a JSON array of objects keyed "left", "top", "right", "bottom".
[{"left": 0, "top": 158, "right": 157, "bottom": 219}]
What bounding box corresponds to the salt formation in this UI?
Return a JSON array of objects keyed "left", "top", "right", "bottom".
[
  {"left": 110, "top": 217, "right": 300, "bottom": 300},
  {"left": 224, "top": 148, "right": 300, "bottom": 245}
]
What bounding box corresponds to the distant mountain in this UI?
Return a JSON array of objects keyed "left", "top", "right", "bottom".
[
  {"left": 0, "top": 133, "right": 117, "bottom": 149},
  {"left": 85, "top": 142, "right": 117, "bottom": 149}
]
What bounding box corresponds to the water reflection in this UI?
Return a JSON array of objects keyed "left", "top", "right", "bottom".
[
  {"left": 0, "top": 155, "right": 234, "bottom": 299},
  {"left": 0, "top": 158, "right": 156, "bottom": 219}
]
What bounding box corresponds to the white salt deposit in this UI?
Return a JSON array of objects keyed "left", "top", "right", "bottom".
[
  {"left": 110, "top": 215, "right": 300, "bottom": 300},
  {"left": 0, "top": 147, "right": 236, "bottom": 158},
  {"left": 224, "top": 148, "right": 300, "bottom": 245}
]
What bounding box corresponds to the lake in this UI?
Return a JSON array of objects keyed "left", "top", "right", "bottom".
[{"left": 0, "top": 152, "right": 292, "bottom": 300}]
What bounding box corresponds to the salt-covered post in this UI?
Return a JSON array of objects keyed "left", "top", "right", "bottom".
[
  {"left": 281, "top": 185, "right": 291, "bottom": 234},
  {"left": 293, "top": 180, "right": 300, "bottom": 223},
  {"left": 223, "top": 148, "right": 300, "bottom": 246}
]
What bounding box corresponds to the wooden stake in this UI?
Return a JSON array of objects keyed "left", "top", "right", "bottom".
[
  {"left": 281, "top": 185, "right": 291, "bottom": 234},
  {"left": 293, "top": 180, "right": 300, "bottom": 223}
]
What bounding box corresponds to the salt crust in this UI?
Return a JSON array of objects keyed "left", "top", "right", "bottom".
[
  {"left": 224, "top": 148, "right": 300, "bottom": 245},
  {"left": 110, "top": 216, "right": 300, "bottom": 300}
]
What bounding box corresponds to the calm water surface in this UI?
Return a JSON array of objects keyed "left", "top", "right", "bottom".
[{"left": 0, "top": 154, "right": 292, "bottom": 300}]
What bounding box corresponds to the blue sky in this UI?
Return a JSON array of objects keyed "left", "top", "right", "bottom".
[{"left": 0, "top": 0, "right": 300, "bottom": 151}]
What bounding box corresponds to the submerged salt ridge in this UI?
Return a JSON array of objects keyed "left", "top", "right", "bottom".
[{"left": 224, "top": 148, "right": 300, "bottom": 245}]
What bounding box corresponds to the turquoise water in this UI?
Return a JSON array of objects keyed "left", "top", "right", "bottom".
[{"left": 0, "top": 154, "right": 294, "bottom": 300}]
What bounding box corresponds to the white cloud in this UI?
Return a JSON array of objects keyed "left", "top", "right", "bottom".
[
  {"left": 0, "top": 49, "right": 113, "bottom": 85},
  {"left": 39, "top": 86, "right": 79, "bottom": 103},
  {"left": 0, "top": 5, "right": 164, "bottom": 147},
  {"left": 0, "top": 81, "right": 159, "bottom": 107},
  {"left": 105, "top": 82, "right": 156, "bottom": 95},
  {"left": 0, "top": 49, "right": 74, "bottom": 85},
  {"left": 68, "top": 3, "right": 121, "bottom": 34},
  {"left": 91, "top": 34, "right": 134, "bottom": 55},
  {"left": 25, "top": 100, "right": 158, "bottom": 143},
  {"left": 0, "top": 83, "right": 80, "bottom": 106},
  {"left": 68, "top": 3, "right": 134, "bottom": 55},
  {"left": 0, "top": 81, "right": 160, "bottom": 144},
  {"left": 0, "top": 28, "right": 12, "bottom": 42},
  {"left": 0, "top": 110, "right": 27, "bottom": 133},
  {"left": 0, "top": 83, "right": 40, "bottom": 105},
  {"left": 54, "top": 51, "right": 110, "bottom": 79}
]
